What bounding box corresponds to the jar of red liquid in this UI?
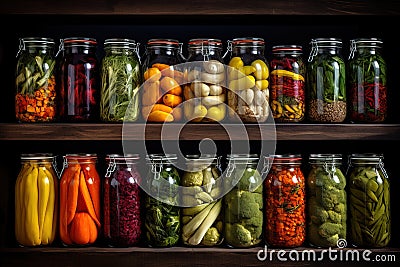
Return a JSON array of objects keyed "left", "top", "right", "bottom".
[
  {"left": 103, "top": 154, "right": 142, "bottom": 247},
  {"left": 57, "top": 37, "right": 100, "bottom": 122},
  {"left": 264, "top": 154, "right": 306, "bottom": 247},
  {"left": 269, "top": 45, "right": 306, "bottom": 122}
]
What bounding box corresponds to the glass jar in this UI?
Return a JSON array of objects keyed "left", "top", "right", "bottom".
[
  {"left": 57, "top": 37, "right": 100, "bottom": 122},
  {"left": 265, "top": 154, "right": 306, "bottom": 247},
  {"left": 59, "top": 153, "right": 101, "bottom": 246},
  {"left": 144, "top": 154, "right": 180, "bottom": 247},
  {"left": 181, "top": 155, "right": 223, "bottom": 246},
  {"left": 348, "top": 38, "right": 387, "bottom": 123},
  {"left": 347, "top": 153, "right": 391, "bottom": 248},
  {"left": 224, "top": 154, "right": 263, "bottom": 248},
  {"left": 15, "top": 37, "right": 57, "bottom": 122},
  {"left": 141, "top": 39, "right": 185, "bottom": 123},
  {"left": 307, "top": 154, "right": 347, "bottom": 247},
  {"left": 100, "top": 38, "right": 141, "bottom": 122},
  {"left": 184, "top": 39, "right": 226, "bottom": 122},
  {"left": 227, "top": 37, "right": 270, "bottom": 123},
  {"left": 307, "top": 38, "right": 346, "bottom": 123},
  {"left": 103, "top": 154, "right": 142, "bottom": 247},
  {"left": 15, "top": 153, "right": 58, "bottom": 246},
  {"left": 270, "top": 45, "right": 306, "bottom": 122}
]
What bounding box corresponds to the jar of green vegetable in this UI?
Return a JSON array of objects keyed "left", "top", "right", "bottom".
[
  {"left": 224, "top": 154, "right": 264, "bottom": 248},
  {"left": 227, "top": 38, "right": 270, "bottom": 123},
  {"left": 307, "top": 38, "right": 346, "bottom": 123},
  {"left": 144, "top": 154, "right": 181, "bottom": 247},
  {"left": 15, "top": 37, "right": 57, "bottom": 122},
  {"left": 100, "top": 39, "right": 141, "bottom": 122},
  {"left": 348, "top": 38, "right": 387, "bottom": 123},
  {"left": 307, "top": 154, "right": 347, "bottom": 248},
  {"left": 184, "top": 39, "right": 227, "bottom": 122},
  {"left": 347, "top": 153, "right": 391, "bottom": 248},
  {"left": 181, "top": 155, "right": 224, "bottom": 247}
]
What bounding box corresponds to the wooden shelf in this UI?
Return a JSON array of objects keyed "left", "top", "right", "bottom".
[
  {"left": 0, "top": 123, "right": 399, "bottom": 141},
  {"left": 1, "top": 246, "right": 399, "bottom": 267},
  {"left": 1, "top": 0, "right": 399, "bottom": 15}
]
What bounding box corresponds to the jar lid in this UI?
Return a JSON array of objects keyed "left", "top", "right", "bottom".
[
  {"left": 272, "top": 45, "right": 302, "bottom": 54},
  {"left": 185, "top": 154, "right": 219, "bottom": 161},
  {"left": 146, "top": 153, "right": 178, "bottom": 163},
  {"left": 227, "top": 154, "right": 259, "bottom": 161},
  {"left": 63, "top": 37, "right": 97, "bottom": 47},
  {"left": 21, "top": 153, "right": 54, "bottom": 160},
  {"left": 188, "top": 38, "right": 222, "bottom": 48},
  {"left": 351, "top": 37, "right": 383, "bottom": 48},
  {"left": 309, "top": 153, "right": 342, "bottom": 163},
  {"left": 147, "top": 38, "right": 180, "bottom": 48},
  {"left": 268, "top": 154, "right": 302, "bottom": 164},
  {"left": 20, "top": 37, "right": 55, "bottom": 48},
  {"left": 310, "top": 38, "right": 342, "bottom": 48},
  {"left": 65, "top": 153, "right": 97, "bottom": 160},
  {"left": 106, "top": 153, "right": 140, "bottom": 161},
  {"left": 232, "top": 37, "right": 265, "bottom": 47},
  {"left": 349, "top": 153, "right": 384, "bottom": 162},
  {"left": 104, "top": 38, "right": 137, "bottom": 49}
]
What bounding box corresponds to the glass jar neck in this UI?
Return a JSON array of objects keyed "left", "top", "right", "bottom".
[
  {"left": 232, "top": 46, "right": 264, "bottom": 56},
  {"left": 64, "top": 46, "right": 96, "bottom": 55}
]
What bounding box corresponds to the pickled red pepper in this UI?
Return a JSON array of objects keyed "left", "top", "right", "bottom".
[
  {"left": 269, "top": 46, "right": 305, "bottom": 122},
  {"left": 103, "top": 166, "right": 142, "bottom": 246},
  {"left": 265, "top": 162, "right": 306, "bottom": 247}
]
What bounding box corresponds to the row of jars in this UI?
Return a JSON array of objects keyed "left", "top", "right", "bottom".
[
  {"left": 15, "top": 36, "right": 387, "bottom": 123},
  {"left": 14, "top": 152, "right": 391, "bottom": 248}
]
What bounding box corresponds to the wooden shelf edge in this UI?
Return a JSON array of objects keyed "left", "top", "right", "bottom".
[
  {"left": 0, "top": 0, "right": 399, "bottom": 16},
  {"left": 1, "top": 123, "right": 400, "bottom": 141},
  {"left": 1, "top": 246, "right": 399, "bottom": 267}
]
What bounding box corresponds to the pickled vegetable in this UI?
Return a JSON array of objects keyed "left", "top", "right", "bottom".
[
  {"left": 307, "top": 163, "right": 347, "bottom": 247},
  {"left": 224, "top": 164, "right": 263, "bottom": 247},
  {"left": 181, "top": 160, "right": 223, "bottom": 246},
  {"left": 269, "top": 45, "right": 306, "bottom": 122},
  {"left": 145, "top": 164, "right": 180, "bottom": 247},
  {"left": 348, "top": 38, "right": 387, "bottom": 123},
  {"left": 348, "top": 165, "right": 391, "bottom": 247},
  {"left": 265, "top": 159, "right": 305, "bottom": 247},
  {"left": 100, "top": 39, "right": 141, "bottom": 122},
  {"left": 307, "top": 38, "right": 346, "bottom": 123},
  {"left": 227, "top": 38, "right": 270, "bottom": 123},
  {"left": 59, "top": 155, "right": 101, "bottom": 246},
  {"left": 103, "top": 157, "right": 142, "bottom": 247},
  {"left": 15, "top": 157, "right": 58, "bottom": 246},
  {"left": 15, "top": 38, "right": 56, "bottom": 122}
]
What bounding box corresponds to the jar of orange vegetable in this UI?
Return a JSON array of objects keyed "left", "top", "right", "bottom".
[
  {"left": 141, "top": 39, "right": 185, "bottom": 122},
  {"left": 59, "top": 154, "right": 101, "bottom": 246},
  {"left": 184, "top": 38, "right": 227, "bottom": 122},
  {"left": 264, "top": 154, "right": 306, "bottom": 248},
  {"left": 15, "top": 37, "right": 57, "bottom": 122},
  {"left": 15, "top": 153, "right": 58, "bottom": 247}
]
